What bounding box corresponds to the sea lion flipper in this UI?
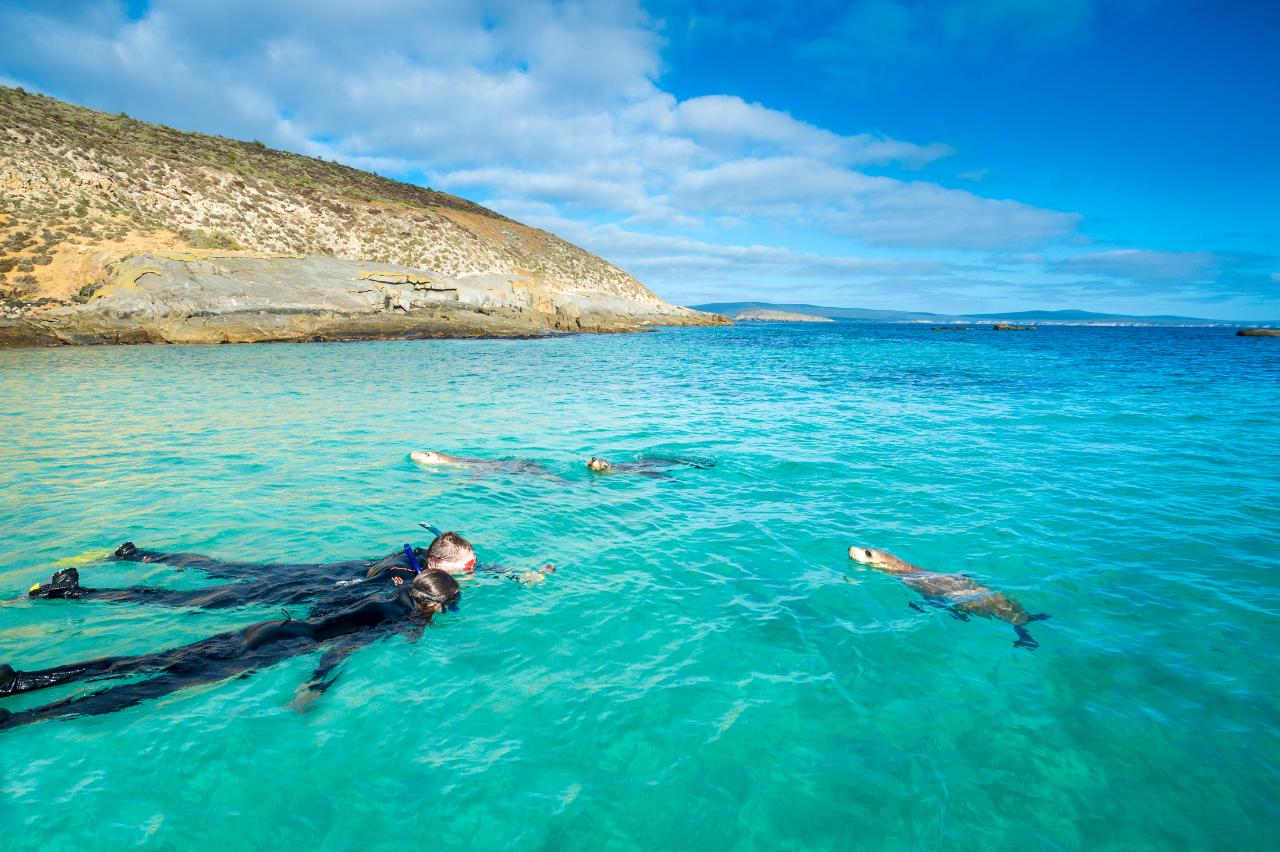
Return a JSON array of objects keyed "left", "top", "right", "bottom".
[
  {"left": 1013, "top": 625, "right": 1040, "bottom": 649},
  {"left": 947, "top": 607, "right": 971, "bottom": 622},
  {"left": 908, "top": 601, "right": 926, "bottom": 613}
]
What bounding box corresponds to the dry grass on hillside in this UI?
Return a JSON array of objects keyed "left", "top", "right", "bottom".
[{"left": 0, "top": 87, "right": 660, "bottom": 310}]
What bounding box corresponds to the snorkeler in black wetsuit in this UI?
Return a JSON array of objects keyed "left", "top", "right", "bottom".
[
  {"left": 26, "top": 531, "right": 550, "bottom": 610},
  {"left": 25, "top": 541, "right": 427, "bottom": 614},
  {"left": 0, "top": 569, "right": 459, "bottom": 730}
]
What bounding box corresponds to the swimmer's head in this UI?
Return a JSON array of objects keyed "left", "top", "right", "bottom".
[
  {"left": 587, "top": 457, "right": 611, "bottom": 472},
  {"left": 427, "top": 531, "right": 476, "bottom": 574},
  {"left": 410, "top": 450, "right": 449, "bottom": 466},
  {"left": 848, "top": 546, "right": 910, "bottom": 573},
  {"left": 409, "top": 568, "right": 460, "bottom": 615}
]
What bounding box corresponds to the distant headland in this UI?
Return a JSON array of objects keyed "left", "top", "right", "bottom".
[
  {"left": 733, "top": 308, "right": 834, "bottom": 323},
  {"left": 0, "top": 87, "right": 727, "bottom": 348},
  {"left": 694, "top": 301, "right": 1276, "bottom": 328}
]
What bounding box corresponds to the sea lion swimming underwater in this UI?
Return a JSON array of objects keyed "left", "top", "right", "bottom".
[
  {"left": 586, "top": 455, "right": 714, "bottom": 477},
  {"left": 848, "top": 546, "right": 1050, "bottom": 648},
  {"left": 410, "top": 450, "right": 566, "bottom": 482}
]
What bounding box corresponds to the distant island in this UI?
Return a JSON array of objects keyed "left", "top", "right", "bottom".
[
  {"left": 0, "top": 88, "right": 727, "bottom": 348},
  {"left": 696, "top": 301, "right": 1276, "bottom": 328},
  {"left": 735, "top": 308, "right": 834, "bottom": 323}
]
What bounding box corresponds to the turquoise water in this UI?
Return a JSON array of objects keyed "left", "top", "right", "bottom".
[{"left": 1, "top": 324, "right": 1277, "bottom": 849}]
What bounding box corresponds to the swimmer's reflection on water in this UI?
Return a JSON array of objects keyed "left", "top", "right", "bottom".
[{"left": 0, "top": 568, "right": 460, "bottom": 730}]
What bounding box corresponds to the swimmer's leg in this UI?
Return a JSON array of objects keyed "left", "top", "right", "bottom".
[
  {"left": 112, "top": 542, "right": 364, "bottom": 587},
  {"left": 65, "top": 584, "right": 261, "bottom": 608},
  {"left": 27, "top": 569, "right": 314, "bottom": 610},
  {"left": 0, "top": 652, "right": 161, "bottom": 697},
  {"left": 0, "top": 672, "right": 200, "bottom": 730},
  {"left": 112, "top": 542, "right": 251, "bottom": 575},
  {"left": 110, "top": 542, "right": 285, "bottom": 580}
]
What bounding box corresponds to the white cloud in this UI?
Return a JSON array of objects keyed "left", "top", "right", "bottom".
[
  {"left": 671, "top": 95, "right": 951, "bottom": 167},
  {"left": 12, "top": 1, "right": 1259, "bottom": 316},
  {"left": 0, "top": 0, "right": 1079, "bottom": 260}
]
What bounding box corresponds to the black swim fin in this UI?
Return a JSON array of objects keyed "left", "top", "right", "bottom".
[
  {"left": 1013, "top": 625, "right": 1040, "bottom": 649},
  {"left": 28, "top": 568, "right": 82, "bottom": 599},
  {"left": 0, "top": 663, "right": 16, "bottom": 696}
]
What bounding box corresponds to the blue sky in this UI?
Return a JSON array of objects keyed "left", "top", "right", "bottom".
[{"left": 1, "top": 1, "right": 1275, "bottom": 318}]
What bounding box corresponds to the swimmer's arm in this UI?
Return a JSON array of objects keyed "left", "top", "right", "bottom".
[
  {"left": 290, "top": 637, "right": 370, "bottom": 711},
  {"left": 478, "top": 562, "right": 556, "bottom": 586},
  {"left": 304, "top": 639, "right": 367, "bottom": 693}
]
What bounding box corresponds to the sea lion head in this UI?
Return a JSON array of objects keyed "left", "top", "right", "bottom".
[
  {"left": 411, "top": 450, "right": 450, "bottom": 465},
  {"left": 848, "top": 546, "right": 910, "bottom": 573},
  {"left": 587, "top": 457, "right": 611, "bottom": 472}
]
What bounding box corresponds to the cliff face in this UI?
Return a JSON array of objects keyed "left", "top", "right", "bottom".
[{"left": 0, "top": 87, "right": 727, "bottom": 345}]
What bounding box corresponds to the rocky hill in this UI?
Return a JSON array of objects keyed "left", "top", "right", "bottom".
[{"left": 0, "top": 87, "right": 726, "bottom": 346}]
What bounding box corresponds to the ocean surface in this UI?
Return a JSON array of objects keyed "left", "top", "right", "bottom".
[{"left": 0, "top": 323, "right": 1277, "bottom": 850}]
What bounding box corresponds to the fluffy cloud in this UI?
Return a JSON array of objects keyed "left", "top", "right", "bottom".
[
  {"left": 0, "top": 0, "right": 1079, "bottom": 260},
  {"left": 7, "top": 0, "right": 1259, "bottom": 317}
]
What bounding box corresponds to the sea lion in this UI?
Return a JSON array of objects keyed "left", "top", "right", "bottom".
[
  {"left": 848, "top": 546, "right": 1049, "bottom": 648},
  {"left": 410, "top": 450, "right": 566, "bottom": 482},
  {"left": 586, "top": 455, "right": 713, "bottom": 478}
]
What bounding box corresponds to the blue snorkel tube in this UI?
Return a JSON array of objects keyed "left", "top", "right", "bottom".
[
  {"left": 403, "top": 543, "right": 422, "bottom": 574},
  {"left": 404, "top": 522, "right": 446, "bottom": 575}
]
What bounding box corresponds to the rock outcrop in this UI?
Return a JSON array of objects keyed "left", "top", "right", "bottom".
[
  {"left": 0, "top": 253, "right": 718, "bottom": 346},
  {"left": 0, "top": 87, "right": 727, "bottom": 347},
  {"left": 1237, "top": 328, "right": 1280, "bottom": 337}
]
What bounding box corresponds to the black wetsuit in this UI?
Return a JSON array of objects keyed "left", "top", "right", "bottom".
[
  {"left": 33, "top": 545, "right": 426, "bottom": 616},
  {"left": 31, "top": 543, "right": 535, "bottom": 609},
  {"left": 0, "top": 585, "right": 432, "bottom": 730}
]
